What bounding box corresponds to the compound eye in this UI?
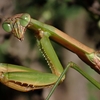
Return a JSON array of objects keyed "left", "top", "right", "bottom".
[
  {"left": 2, "top": 22, "right": 12, "bottom": 32},
  {"left": 20, "top": 13, "right": 30, "bottom": 27}
]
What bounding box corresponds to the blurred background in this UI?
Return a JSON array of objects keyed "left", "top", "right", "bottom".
[{"left": 0, "top": 0, "right": 100, "bottom": 100}]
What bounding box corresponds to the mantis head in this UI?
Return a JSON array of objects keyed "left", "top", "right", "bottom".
[{"left": 2, "top": 13, "right": 30, "bottom": 40}]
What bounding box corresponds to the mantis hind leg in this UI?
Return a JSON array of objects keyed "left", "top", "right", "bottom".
[
  {"left": 71, "top": 62, "right": 100, "bottom": 89},
  {"left": 46, "top": 62, "right": 100, "bottom": 100}
]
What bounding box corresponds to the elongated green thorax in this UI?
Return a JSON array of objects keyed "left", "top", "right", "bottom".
[{"left": 29, "top": 18, "right": 100, "bottom": 74}]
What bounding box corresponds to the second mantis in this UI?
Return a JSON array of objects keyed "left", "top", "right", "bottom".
[{"left": 0, "top": 13, "right": 100, "bottom": 93}]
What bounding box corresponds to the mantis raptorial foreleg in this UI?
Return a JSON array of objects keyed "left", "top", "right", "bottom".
[
  {"left": 0, "top": 32, "right": 64, "bottom": 92},
  {"left": 0, "top": 13, "right": 100, "bottom": 93},
  {"left": 0, "top": 63, "right": 59, "bottom": 92}
]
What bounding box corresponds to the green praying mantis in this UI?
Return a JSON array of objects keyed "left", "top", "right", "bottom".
[{"left": 0, "top": 13, "right": 100, "bottom": 94}]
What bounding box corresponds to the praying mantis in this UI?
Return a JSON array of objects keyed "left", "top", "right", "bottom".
[{"left": 0, "top": 13, "right": 100, "bottom": 94}]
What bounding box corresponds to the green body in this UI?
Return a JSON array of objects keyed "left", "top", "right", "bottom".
[{"left": 0, "top": 13, "right": 100, "bottom": 94}]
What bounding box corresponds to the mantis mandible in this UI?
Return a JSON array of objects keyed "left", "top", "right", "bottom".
[{"left": 1, "top": 13, "right": 100, "bottom": 92}]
